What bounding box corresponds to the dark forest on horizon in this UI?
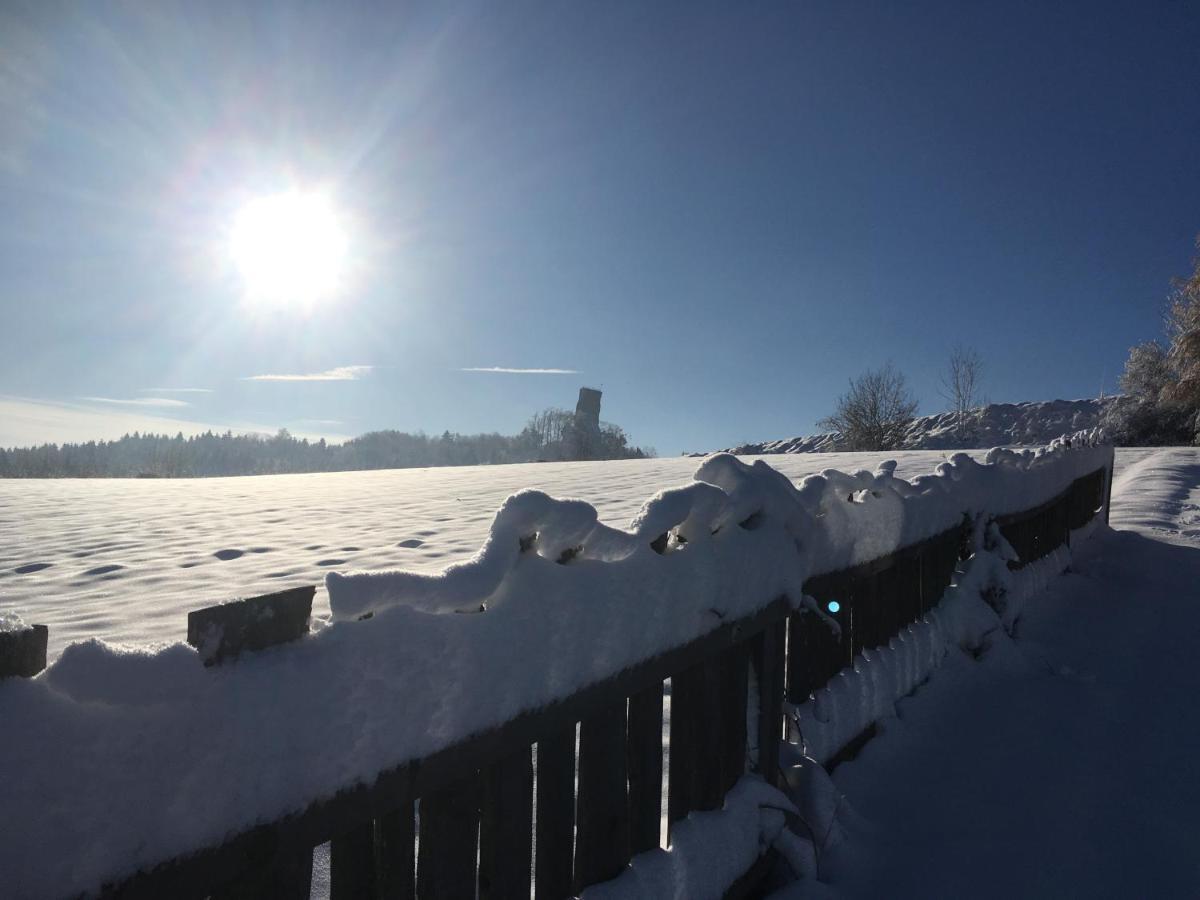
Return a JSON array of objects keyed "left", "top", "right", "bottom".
[{"left": 0, "top": 408, "right": 654, "bottom": 478}]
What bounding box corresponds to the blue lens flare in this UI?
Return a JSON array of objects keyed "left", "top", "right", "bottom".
[{"left": 827, "top": 600, "right": 841, "bottom": 614}]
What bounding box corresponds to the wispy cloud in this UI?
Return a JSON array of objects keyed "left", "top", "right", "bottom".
[
  {"left": 461, "top": 366, "right": 580, "bottom": 375},
  {"left": 139, "top": 387, "right": 214, "bottom": 394},
  {"left": 244, "top": 365, "right": 373, "bottom": 382},
  {"left": 80, "top": 396, "right": 190, "bottom": 408}
]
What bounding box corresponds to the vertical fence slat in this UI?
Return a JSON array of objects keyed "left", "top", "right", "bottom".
[
  {"left": 535, "top": 726, "right": 576, "bottom": 900},
  {"left": 897, "top": 554, "right": 922, "bottom": 627},
  {"left": 668, "top": 666, "right": 701, "bottom": 837},
  {"left": 752, "top": 620, "right": 785, "bottom": 788},
  {"left": 479, "top": 745, "right": 534, "bottom": 900},
  {"left": 626, "top": 683, "right": 664, "bottom": 856},
  {"left": 786, "top": 602, "right": 844, "bottom": 704},
  {"left": 331, "top": 820, "right": 377, "bottom": 900},
  {"left": 417, "top": 774, "right": 479, "bottom": 900},
  {"left": 875, "top": 565, "right": 900, "bottom": 647},
  {"left": 574, "top": 700, "right": 630, "bottom": 892},
  {"left": 693, "top": 658, "right": 726, "bottom": 811},
  {"left": 720, "top": 642, "right": 749, "bottom": 796},
  {"left": 376, "top": 804, "right": 415, "bottom": 900},
  {"left": 849, "top": 573, "right": 873, "bottom": 659}
]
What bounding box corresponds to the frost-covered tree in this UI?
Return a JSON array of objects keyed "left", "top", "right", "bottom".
[
  {"left": 1106, "top": 235, "right": 1200, "bottom": 446},
  {"left": 940, "top": 346, "right": 983, "bottom": 441},
  {"left": 1119, "top": 341, "right": 1172, "bottom": 402},
  {"left": 1164, "top": 257, "right": 1200, "bottom": 413},
  {"left": 819, "top": 363, "right": 919, "bottom": 451}
]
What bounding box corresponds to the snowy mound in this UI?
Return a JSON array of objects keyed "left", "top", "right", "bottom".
[{"left": 713, "top": 398, "right": 1116, "bottom": 455}]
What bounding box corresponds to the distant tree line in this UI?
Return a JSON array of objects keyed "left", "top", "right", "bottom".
[
  {"left": 1105, "top": 234, "right": 1200, "bottom": 446},
  {"left": 0, "top": 409, "right": 653, "bottom": 478}
]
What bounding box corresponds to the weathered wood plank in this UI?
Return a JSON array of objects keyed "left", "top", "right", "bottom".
[
  {"left": 626, "top": 683, "right": 664, "bottom": 856},
  {"left": 186, "top": 585, "right": 313, "bottom": 665},
  {"left": 535, "top": 726, "right": 575, "bottom": 900},
  {"left": 574, "top": 700, "right": 630, "bottom": 892},
  {"left": 479, "top": 745, "right": 533, "bottom": 900},
  {"left": 376, "top": 805, "right": 415, "bottom": 900},
  {"left": 416, "top": 775, "right": 479, "bottom": 899},
  {"left": 0, "top": 623, "right": 47, "bottom": 678}
]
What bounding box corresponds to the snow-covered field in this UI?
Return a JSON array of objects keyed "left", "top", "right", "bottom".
[
  {"left": 0, "top": 440, "right": 1117, "bottom": 898},
  {"left": 2, "top": 451, "right": 981, "bottom": 662}
]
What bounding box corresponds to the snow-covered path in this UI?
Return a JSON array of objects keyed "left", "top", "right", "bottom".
[{"left": 788, "top": 447, "right": 1200, "bottom": 898}]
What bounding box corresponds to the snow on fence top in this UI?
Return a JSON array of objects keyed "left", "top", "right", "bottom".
[{"left": 0, "top": 431, "right": 1109, "bottom": 897}]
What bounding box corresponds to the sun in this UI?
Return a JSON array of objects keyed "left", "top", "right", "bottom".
[{"left": 228, "top": 190, "right": 349, "bottom": 307}]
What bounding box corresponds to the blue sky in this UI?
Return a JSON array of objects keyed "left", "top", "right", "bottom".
[{"left": 2, "top": 1, "right": 1198, "bottom": 455}]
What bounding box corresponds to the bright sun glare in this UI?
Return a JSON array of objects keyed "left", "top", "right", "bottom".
[{"left": 229, "top": 190, "right": 349, "bottom": 307}]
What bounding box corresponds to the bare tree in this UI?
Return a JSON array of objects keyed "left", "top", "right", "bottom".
[
  {"left": 818, "top": 363, "right": 919, "bottom": 451},
  {"left": 940, "top": 346, "right": 984, "bottom": 442}
]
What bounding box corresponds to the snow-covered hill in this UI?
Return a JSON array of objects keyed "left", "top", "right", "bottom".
[{"left": 713, "top": 398, "right": 1115, "bottom": 455}]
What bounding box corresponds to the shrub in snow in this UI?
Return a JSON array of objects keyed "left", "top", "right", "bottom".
[{"left": 817, "top": 363, "right": 919, "bottom": 452}]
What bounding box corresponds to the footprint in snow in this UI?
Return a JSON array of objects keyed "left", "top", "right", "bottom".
[
  {"left": 84, "top": 564, "right": 125, "bottom": 577},
  {"left": 15, "top": 562, "right": 53, "bottom": 574}
]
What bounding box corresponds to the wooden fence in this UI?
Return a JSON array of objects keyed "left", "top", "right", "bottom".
[{"left": 0, "top": 463, "right": 1112, "bottom": 900}]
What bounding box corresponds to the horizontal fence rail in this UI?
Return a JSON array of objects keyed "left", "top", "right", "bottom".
[{"left": 3, "top": 458, "right": 1112, "bottom": 900}]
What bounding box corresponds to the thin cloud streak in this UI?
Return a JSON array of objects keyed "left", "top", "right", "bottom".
[
  {"left": 139, "top": 387, "right": 214, "bottom": 394},
  {"left": 244, "top": 365, "right": 373, "bottom": 382},
  {"left": 80, "top": 396, "right": 190, "bottom": 408},
  {"left": 461, "top": 366, "right": 581, "bottom": 375}
]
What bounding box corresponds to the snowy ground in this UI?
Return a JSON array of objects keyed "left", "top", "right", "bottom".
[
  {"left": 1, "top": 451, "right": 976, "bottom": 662},
  {"left": 773, "top": 446, "right": 1200, "bottom": 898},
  {"left": 0, "top": 443, "right": 1115, "bottom": 898}
]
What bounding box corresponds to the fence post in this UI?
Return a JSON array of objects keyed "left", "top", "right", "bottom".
[
  {"left": 0, "top": 623, "right": 48, "bottom": 679},
  {"left": 188, "top": 588, "right": 316, "bottom": 898}
]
